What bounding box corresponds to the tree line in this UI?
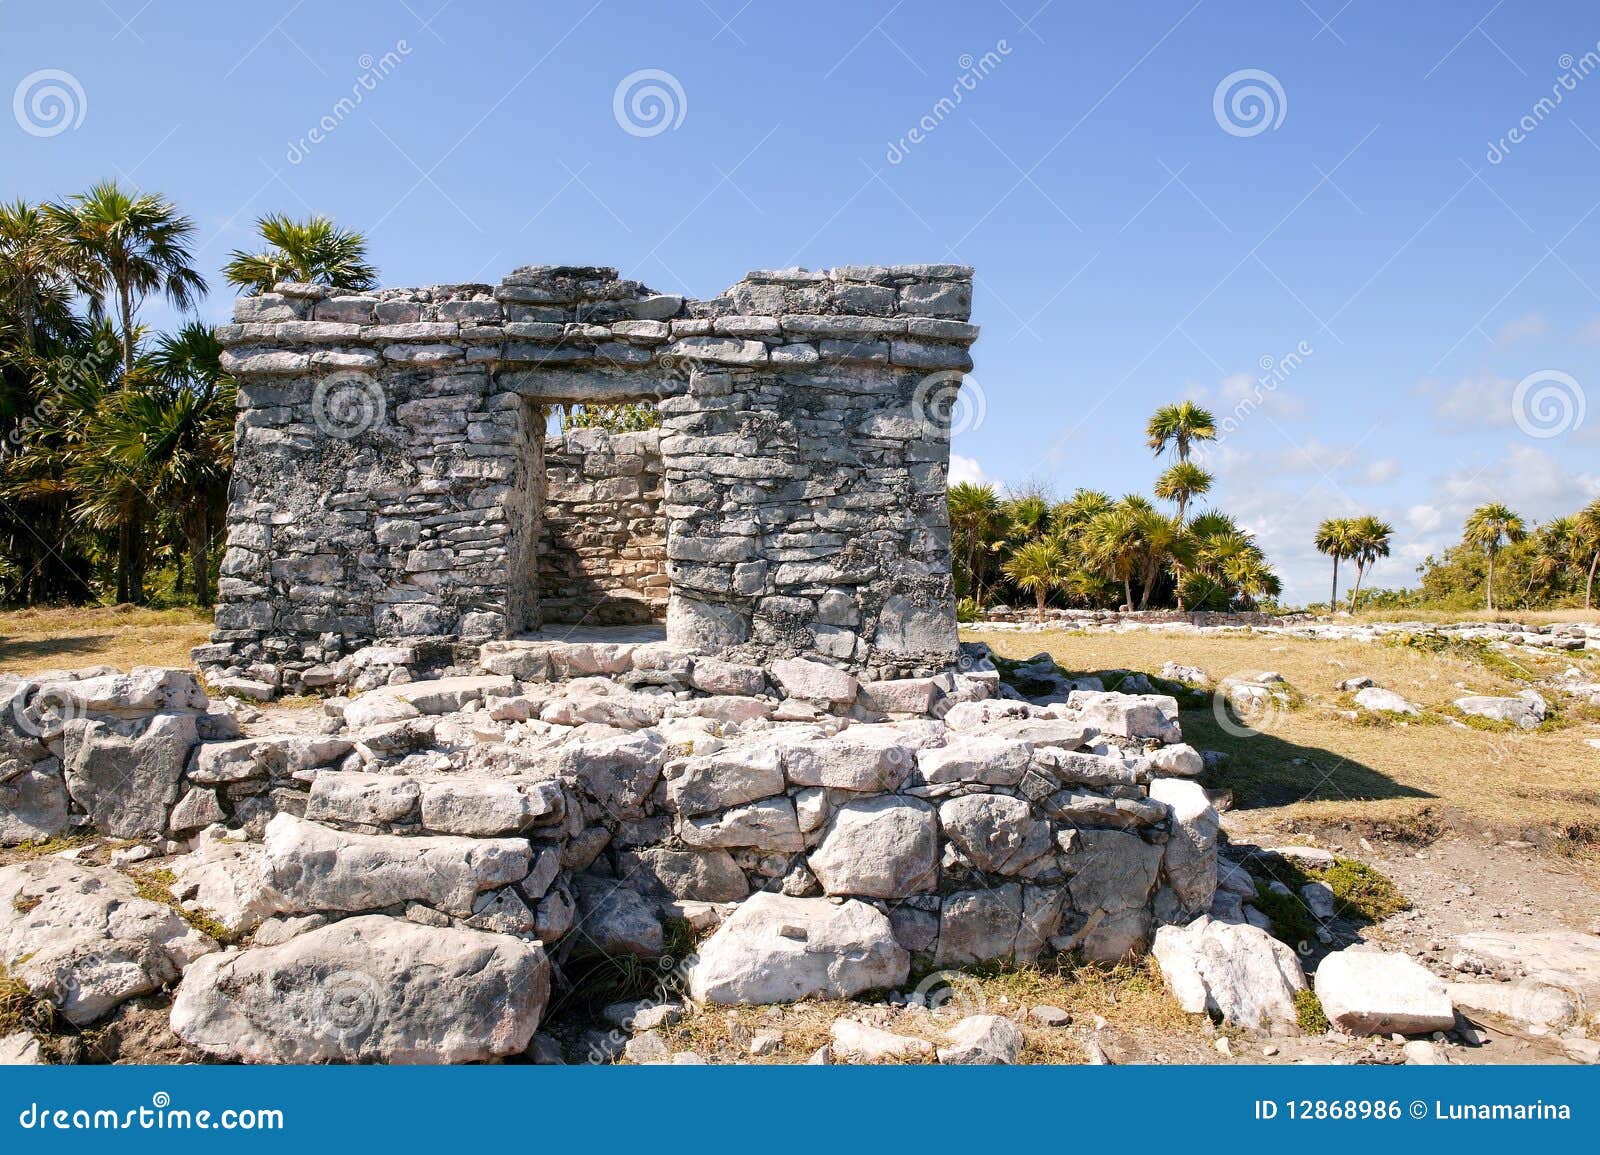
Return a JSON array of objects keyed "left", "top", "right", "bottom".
[
  {"left": 0, "top": 180, "right": 376, "bottom": 607},
  {"left": 951, "top": 401, "right": 1282, "bottom": 621}
]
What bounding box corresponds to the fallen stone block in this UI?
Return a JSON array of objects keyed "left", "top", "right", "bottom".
[
  {"left": 169, "top": 914, "right": 548, "bottom": 1063},
  {"left": 687, "top": 891, "right": 908, "bottom": 1004}
]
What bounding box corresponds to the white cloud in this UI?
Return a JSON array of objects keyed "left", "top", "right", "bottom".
[
  {"left": 948, "top": 453, "right": 993, "bottom": 486},
  {"left": 1420, "top": 374, "right": 1517, "bottom": 430},
  {"left": 1496, "top": 312, "right": 1549, "bottom": 343},
  {"left": 1578, "top": 316, "right": 1600, "bottom": 342}
]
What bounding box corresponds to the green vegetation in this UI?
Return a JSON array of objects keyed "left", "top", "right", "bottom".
[
  {"left": 131, "top": 867, "right": 232, "bottom": 943},
  {"left": 1250, "top": 881, "right": 1318, "bottom": 945},
  {"left": 0, "top": 190, "right": 353, "bottom": 608},
  {"left": 951, "top": 401, "right": 1281, "bottom": 615},
  {"left": 1319, "top": 858, "right": 1410, "bottom": 922},
  {"left": 558, "top": 402, "right": 662, "bottom": 434},
  {"left": 1294, "top": 987, "right": 1330, "bottom": 1034},
  {"left": 0, "top": 966, "right": 56, "bottom": 1037}
]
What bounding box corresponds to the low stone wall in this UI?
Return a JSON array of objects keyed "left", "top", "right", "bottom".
[
  {"left": 538, "top": 427, "right": 667, "bottom": 625},
  {"left": 978, "top": 608, "right": 1296, "bottom": 628}
]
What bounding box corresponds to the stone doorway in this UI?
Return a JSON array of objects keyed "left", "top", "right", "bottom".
[{"left": 524, "top": 404, "right": 669, "bottom": 632}]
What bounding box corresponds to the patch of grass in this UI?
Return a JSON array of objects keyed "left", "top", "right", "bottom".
[
  {"left": 1, "top": 834, "right": 93, "bottom": 862},
  {"left": 1294, "top": 987, "right": 1329, "bottom": 1035},
  {"left": 0, "top": 967, "right": 57, "bottom": 1037},
  {"left": 0, "top": 605, "right": 211, "bottom": 676},
  {"left": 11, "top": 895, "right": 41, "bottom": 915},
  {"left": 1320, "top": 858, "right": 1410, "bottom": 921},
  {"left": 130, "top": 868, "right": 232, "bottom": 943},
  {"left": 651, "top": 957, "right": 1202, "bottom": 1065},
  {"left": 1250, "top": 881, "right": 1317, "bottom": 946}
]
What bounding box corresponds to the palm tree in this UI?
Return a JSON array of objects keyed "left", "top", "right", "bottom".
[
  {"left": 47, "top": 181, "right": 206, "bottom": 378},
  {"left": 1085, "top": 504, "right": 1144, "bottom": 610},
  {"left": 1146, "top": 401, "right": 1217, "bottom": 464},
  {"left": 1314, "top": 517, "right": 1359, "bottom": 610},
  {"left": 948, "top": 481, "right": 1002, "bottom": 604},
  {"left": 1130, "top": 507, "right": 1195, "bottom": 609},
  {"left": 224, "top": 213, "right": 378, "bottom": 295},
  {"left": 0, "top": 199, "right": 82, "bottom": 359},
  {"left": 1002, "top": 539, "right": 1070, "bottom": 623},
  {"left": 1462, "top": 502, "right": 1527, "bottom": 611},
  {"left": 1004, "top": 493, "right": 1052, "bottom": 543},
  {"left": 1345, "top": 515, "right": 1394, "bottom": 612},
  {"left": 1575, "top": 498, "right": 1600, "bottom": 611},
  {"left": 1153, "top": 460, "right": 1213, "bottom": 523},
  {"left": 136, "top": 323, "right": 237, "bottom": 604}
]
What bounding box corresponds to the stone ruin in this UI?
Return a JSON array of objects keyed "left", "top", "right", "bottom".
[
  {"left": 0, "top": 262, "right": 1236, "bottom": 1064},
  {"left": 200, "top": 263, "right": 984, "bottom": 693}
]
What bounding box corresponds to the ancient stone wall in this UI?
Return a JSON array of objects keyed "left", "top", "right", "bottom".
[
  {"left": 206, "top": 264, "right": 978, "bottom": 687},
  {"left": 538, "top": 427, "right": 667, "bottom": 625}
]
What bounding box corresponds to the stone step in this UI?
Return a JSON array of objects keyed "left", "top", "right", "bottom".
[
  {"left": 262, "top": 812, "right": 551, "bottom": 919},
  {"left": 305, "top": 768, "right": 565, "bottom": 836}
]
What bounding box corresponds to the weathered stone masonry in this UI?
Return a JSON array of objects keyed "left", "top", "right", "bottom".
[
  {"left": 207, "top": 264, "right": 978, "bottom": 687},
  {"left": 538, "top": 427, "right": 667, "bottom": 626}
]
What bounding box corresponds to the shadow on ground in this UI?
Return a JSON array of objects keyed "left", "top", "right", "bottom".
[
  {"left": 0, "top": 633, "right": 117, "bottom": 667},
  {"left": 1180, "top": 702, "right": 1435, "bottom": 810}
]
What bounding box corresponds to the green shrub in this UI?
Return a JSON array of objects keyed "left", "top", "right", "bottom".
[
  {"left": 1250, "top": 881, "right": 1317, "bottom": 947},
  {"left": 1294, "top": 987, "right": 1329, "bottom": 1034}
]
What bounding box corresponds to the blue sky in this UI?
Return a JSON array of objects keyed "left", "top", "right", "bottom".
[{"left": 5, "top": 0, "right": 1599, "bottom": 603}]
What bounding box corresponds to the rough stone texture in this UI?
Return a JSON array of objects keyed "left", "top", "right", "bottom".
[
  {"left": 687, "top": 891, "right": 909, "bottom": 1004},
  {"left": 540, "top": 427, "right": 667, "bottom": 624},
  {"left": 0, "top": 858, "right": 217, "bottom": 1025},
  {"left": 937, "top": 1014, "right": 1025, "bottom": 1064},
  {"left": 808, "top": 796, "right": 938, "bottom": 898},
  {"left": 263, "top": 813, "right": 532, "bottom": 916},
  {"left": 1314, "top": 948, "right": 1455, "bottom": 1036},
  {"left": 830, "top": 1018, "right": 933, "bottom": 1062},
  {"left": 208, "top": 265, "right": 976, "bottom": 682},
  {"left": 1152, "top": 916, "right": 1307, "bottom": 1031},
  {"left": 62, "top": 713, "right": 198, "bottom": 839},
  {"left": 1148, "top": 778, "right": 1219, "bottom": 919},
  {"left": 169, "top": 914, "right": 548, "bottom": 1063}
]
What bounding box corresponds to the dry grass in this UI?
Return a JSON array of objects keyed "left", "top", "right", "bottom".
[
  {"left": 0, "top": 606, "right": 211, "bottom": 675},
  {"left": 652, "top": 959, "right": 1208, "bottom": 1065},
  {"left": 970, "top": 627, "right": 1600, "bottom": 848}
]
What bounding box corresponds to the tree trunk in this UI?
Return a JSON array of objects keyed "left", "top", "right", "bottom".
[
  {"left": 116, "top": 521, "right": 132, "bottom": 603},
  {"left": 1348, "top": 561, "right": 1365, "bottom": 612},
  {"left": 1035, "top": 588, "right": 1046, "bottom": 624},
  {"left": 1586, "top": 549, "right": 1598, "bottom": 611},
  {"left": 1330, "top": 557, "right": 1339, "bottom": 611},
  {"left": 187, "top": 515, "right": 211, "bottom": 606},
  {"left": 1486, "top": 549, "right": 1495, "bottom": 612},
  {"left": 1123, "top": 576, "right": 1133, "bottom": 611},
  {"left": 118, "top": 279, "right": 135, "bottom": 378}
]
